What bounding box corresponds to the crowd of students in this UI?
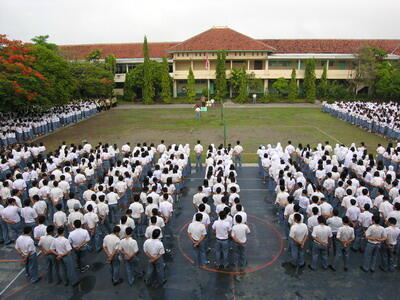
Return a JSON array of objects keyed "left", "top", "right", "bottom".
[
  {"left": 1, "top": 140, "right": 190, "bottom": 287},
  {"left": 188, "top": 141, "right": 249, "bottom": 269},
  {"left": 0, "top": 100, "right": 108, "bottom": 148},
  {"left": 258, "top": 141, "right": 400, "bottom": 272},
  {"left": 322, "top": 101, "right": 400, "bottom": 140}
]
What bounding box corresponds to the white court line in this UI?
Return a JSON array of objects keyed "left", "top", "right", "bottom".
[
  {"left": 0, "top": 251, "right": 41, "bottom": 297},
  {"left": 0, "top": 268, "right": 25, "bottom": 296},
  {"left": 311, "top": 126, "right": 343, "bottom": 144}
]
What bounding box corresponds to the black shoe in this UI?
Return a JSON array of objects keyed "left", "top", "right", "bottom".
[
  {"left": 31, "top": 278, "right": 41, "bottom": 284},
  {"left": 379, "top": 266, "right": 387, "bottom": 272},
  {"left": 113, "top": 278, "right": 123, "bottom": 286},
  {"left": 308, "top": 265, "right": 315, "bottom": 271},
  {"left": 72, "top": 280, "right": 80, "bottom": 287},
  {"left": 80, "top": 265, "right": 90, "bottom": 273},
  {"left": 344, "top": 267, "right": 348, "bottom": 272},
  {"left": 329, "top": 265, "right": 336, "bottom": 271},
  {"left": 359, "top": 266, "right": 368, "bottom": 273}
]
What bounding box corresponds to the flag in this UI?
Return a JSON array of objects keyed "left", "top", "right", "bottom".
[{"left": 205, "top": 55, "right": 210, "bottom": 70}]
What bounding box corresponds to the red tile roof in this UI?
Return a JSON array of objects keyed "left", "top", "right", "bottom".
[
  {"left": 167, "top": 27, "right": 276, "bottom": 52},
  {"left": 59, "top": 42, "right": 177, "bottom": 59},
  {"left": 258, "top": 39, "right": 400, "bottom": 55},
  {"left": 58, "top": 28, "right": 400, "bottom": 60}
]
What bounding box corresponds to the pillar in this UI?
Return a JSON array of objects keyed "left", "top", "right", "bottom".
[
  {"left": 173, "top": 80, "right": 177, "bottom": 98},
  {"left": 264, "top": 79, "right": 268, "bottom": 95}
]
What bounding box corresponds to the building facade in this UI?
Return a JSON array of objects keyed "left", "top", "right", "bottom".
[{"left": 60, "top": 27, "right": 400, "bottom": 97}]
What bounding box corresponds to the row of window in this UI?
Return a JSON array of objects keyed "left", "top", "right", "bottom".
[
  {"left": 175, "top": 52, "right": 266, "bottom": 57},
  {"left": 115, "top": 60, "right": 352, "bottom": 74}
]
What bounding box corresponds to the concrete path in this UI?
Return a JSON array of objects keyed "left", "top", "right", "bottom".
[{"left": 115, "top": 102, "right": 321, "bottom": 109}]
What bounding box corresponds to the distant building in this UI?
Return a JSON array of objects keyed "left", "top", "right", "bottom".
[{"left": 59, "top": 26, "right": 400, "bottom": 97}]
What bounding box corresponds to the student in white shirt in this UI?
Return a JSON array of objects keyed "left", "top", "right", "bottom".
[
  {"left": 194, "top": 140, "right": 203, "bottom": 169},
  {"left": 330, "top": 216, "right": 354, "bottom": 271},
  {"left": 143, "top": 228, "right": 166, "bottom": 287},
  {"left": 380, "top": 217, "right": 400, "bottom": 272},
  {"left": 120, "top": 227, "right": 142, "bottom": 286},
  {"left": 310, "top": 216, "right": 332, "bottom": 270},
  {"left": 68, "top": 220, "right": 90, "bottom": 273},
  {"left": 288, "top": 213, "right": 308, "bottom": 267},
  {"left": 15, "top": 226, "right": 40, "bottom": 283},
  {"left": 37, "top": 225, "right": 59, "bottom": 284},
  {"left": 103, "top": 226, "right": 123, "bottom": 286},
  {"left": 361, "top": 215, "right": 387, "bottom": 272},
  {"left": 212, "top": 211, "right": 231, "bottom": 268},
  {"left": 231, "top": 214, "right": 250, "bottom": 267},
  {"left": 50, "top": 227, "right": 79, "bottom": 286},
  {"left": 187, "top": 213, "right": 207, "bottom": 267}
]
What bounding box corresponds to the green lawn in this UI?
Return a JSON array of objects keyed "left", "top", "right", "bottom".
[{"left": 36, "top": 107, "right": 388, "bottom": 162}]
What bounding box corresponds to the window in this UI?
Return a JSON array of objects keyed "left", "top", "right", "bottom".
[
  {"left": 269, "top": 60, "right": 293, "bottom": 67},
  {"left": 116, "top": 64, "right": 126, "bottom": 74},
  {"left": 337, "top": 61, "right": 347, "bottom": 70},
  {"left": 254, "top": 60, "right": 263, "bottom": 70},
  {"left": 127, "top": 64, "right": 135, "bottom": 72},
  {"left": 115, "top": 82, "right": 124, "bottom": 89}
]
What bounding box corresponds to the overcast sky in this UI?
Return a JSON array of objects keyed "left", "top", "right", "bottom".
[{"left": 1, "top": 0, "right": 399, "bottom": 45}]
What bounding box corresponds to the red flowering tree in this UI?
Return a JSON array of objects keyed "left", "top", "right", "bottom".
[{"left": 0, "top": 34, "right": 49, "bottom": 110}]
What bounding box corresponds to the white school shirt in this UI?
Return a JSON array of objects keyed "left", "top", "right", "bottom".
[
  {"left": 159, "top": 201, "right": 173, "bottom": 218},
  {"left": 231, "top": 223, "right": 250, "bottom": 243},
  {"left": 120, "top": 237, "right": 139, "bottom": 256},
  {"left": 1, "top": 205, "right": 21, "bottom": 223},
  {"left": 337, "top": 225, "right": 355, "bottom": 241},
  {"left": 312, "top": 224, "right": 332, "bottom": 244},
  {"left": 20, "top": 207, "right": 38, "bottom": 223},
  {"left": 212, "top": 219, "right": 231, "bottom": 240},
  {"left": 385, "top": 226, "right": 400, "bottom": 245},
  {"left": 187, "top": 221, "right": 207, "bottom": 241},
  {"left": 365, "top": 224, "right": 386, "bottom": 244},
  {"left": 53, "top": 211, "right": 67, "bottom": 227},
  {"left": 145, "top": 225, "right": 162, "bottom": 239},
  {"left": 33, "top": 224, "right": 47, "bottom": 239},
  {"left": 327, "top": 216, "right": 343, "bottom": 233},
  {"left": 50, "top": 236, "right": 72, "bottom": 255},
  {"left": 38, "top": 235, "right": 55, "bottom": 252},
  {"left": 289, "top": 223, "right": 308, "bottom": 241},
  {"left": 68, "top": 228, "right": 90, "bottom": 248},
  {"left": 32, "top": 200, "right": 47, "bottom": 215},
  {"left": 83, "top": 212, "right": 99, "bottom": 229},
  {"left": 143, "top": 238, "right": 165, "bottom": 258},
  {"left": 129, "top": 202, "right": 144, "bottom": 219},
  {"left": 15, "top": 235, "right": 36, "bottom": 256}
]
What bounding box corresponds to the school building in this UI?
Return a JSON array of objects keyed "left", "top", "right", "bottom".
[{"left": 60, "top": 26, "right": 400, "bottom": 97}]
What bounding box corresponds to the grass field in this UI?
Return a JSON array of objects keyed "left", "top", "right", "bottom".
[{"left": 36, "top": 106, "right": 388, "bottom": 162}]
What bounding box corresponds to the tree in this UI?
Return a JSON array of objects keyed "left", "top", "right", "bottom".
[
  {"left": 85, "top": 49, "right": 102, "bottom": 62},
  {"left": 187, "top": 67, "right": 196, "bottom": 101},
  {"left": 355, "top": 46, "right": 387, "bottom": 95},
  {"left": 375, "top": 61, "right": 400, "bottom": 99},
  {"left": 317, "top": 63, "right": 328, "bottom": 99},
  {"left": 288, "top": 68, "right": 298, "bottom": 100},
  {"left": 104, "top": 54, "right": 116, "bottom": 74},
  {"left": 230, "top": 68, "right": 248, "bottom": 103},
  {"left": 304, "top": 59, "right": 316, "bottom": 101},
  {"left": 70, "top": 61, "right": 114, "bottom": 98},
  {"left": 142, "top": 36, "right": 155, "bottom": 104},
  {"left": 31, "top": 44, "right": 75, "bottom": 106},
  {"left": 160, "top": 57, "right": 172, "bottom": 101},
  {"left": 0, "top": 35, "right": 48, "bottom": 110},
  {"left": 215, "top": 50, "right": 227, "bottom": 101},
  {"left": 124, "top": 61, "right": 164, "bottom": 101},
  {"left": 31, "top": 35, "right": 58, "bottom": 52},
  {"left": 272, "top": 78, "right": 289, "bottom": 97}
]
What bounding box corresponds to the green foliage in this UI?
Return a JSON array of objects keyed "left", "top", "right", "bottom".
[
  {"left": 187, "top": 67, "right": 196, "bottom": 101},
  {"left": 30, "top": 44, "right": 75, "bottom": 106},
  {"left": 160, "top": 57, "right": 172, "bottom": 102},
  {"left": 69, "top": 61, "right": 114, "bottom": 98},
  {"left": 304, "top": 59, "right": 316, "bottom": 101},
  {"left": 288, "top": 68, "right": 298, "bottom": 100},
  {"left": 375, "top": 61, "right": 400, "bottom": 99},
  {"left": 355, "top": 46, "right": 387, "bottom": 92},
  {"left": 202, "top": 87, "right": 209, "bottom": 97},
  {"left": 143, "top": 36, "right": 155, "bottom": 104},
  {"left": 230, "top": 68, "right": 248, "bottom": 103},
  {"left": 215, "top": 50, "right": 227, "bottom": 101},
  {"left": 317, "top": 63, "right": 328, "bottom": 99},
  {"left": 272, "top": 77, "right": 289, "bottom": 97},
  {"left": 31, "top": 35, "right": 58, "bottom": 52},
  {"left": 85, "top": 49, "right": 102, "bottom": 62},
  {"left": 104, "top": 54, "right": 116, "bottom": 74},
  {"left": 124, "top": 61, "right": 164, "bottom": 101}
]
